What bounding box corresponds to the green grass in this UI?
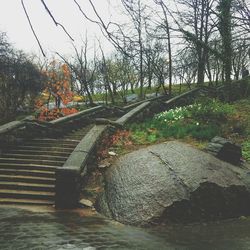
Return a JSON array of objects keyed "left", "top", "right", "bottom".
[
  {"left": 243, "top": 141, "right": 250, "bottom": 162},
  {"left": 128, "top": 97, "right": 250, "bottom": 163},
  {"left": 130, "top": 99, "right": 233, "bottom": 141},
  {"left": 91, "top": 83, "right": 195, "bottom": 103}
]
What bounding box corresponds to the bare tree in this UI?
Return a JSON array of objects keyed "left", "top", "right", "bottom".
[
  {"left": 153, "top": 0, "right": 173, "bottom": 95},
  {"left": 120, "top": 0, "right": 148, "bottom": 98},
  {"left": 233, "top": 0, "right": 250, "bottom": 33},
  {"left": 98, "top": 45, "right": 115, "bottom": 104},
  {"left": 217, "top": 0, "right": 233, "bottom": 85},
  {"left": 57, "top": 39, "right": 97, "bottom": 105},
  {"left": 0, "top": 32, "right": 43, "bottom": 121},
  {"left": 176, "top": 0, "right": 217, "bottom": 85},
  {"left": 232, "top": 39, "right": 249, "bottom": 80},
  {"left": 174, "top": 47, "right": 198, "bottom": 90}
]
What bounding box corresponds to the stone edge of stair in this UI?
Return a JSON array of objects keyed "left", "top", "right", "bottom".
[{"left": 55, "top": 124, "right": 108, "bottom": 208}]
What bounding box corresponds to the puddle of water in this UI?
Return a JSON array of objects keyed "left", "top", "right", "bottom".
[{"left": 1, "top": 207, "right": 250, "bottom": 249}]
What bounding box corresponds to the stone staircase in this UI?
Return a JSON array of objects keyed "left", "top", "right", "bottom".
[
  {"left": 0, "top": 126, "right": 93, "bottom": 206},
  {"left": 0, "top": 94, "right": 171, "bottom": 207}
]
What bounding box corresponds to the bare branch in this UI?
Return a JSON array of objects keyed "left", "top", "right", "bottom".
[
  {"left": 40, "top": 0, "right": 74, "bottom": 41},
  {"left": 73, "top": 0, "right": 130, "bottom": 56},
  {"left": 73, "top": 0, "right": 99, "bottom": 24},
  {"left": 21, "top": 0, "right": 46, "bottom": 57}
]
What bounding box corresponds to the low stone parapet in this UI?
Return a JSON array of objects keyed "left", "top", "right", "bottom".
[{"left": 55, "top": 125, "right": 108, "bottom": 208}]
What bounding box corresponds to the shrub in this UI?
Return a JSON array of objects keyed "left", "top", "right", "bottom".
[
  {"left": 35, "top": 107, "right": 78, "bottom": 121},
  {"left": 242, "top": 141, "right": 250, "bottom": 162},
  {"left": 129, "top": 99, "right": 231, "bottom": 144},
  {"left": 188, "top": 98, "right": 234, "bottom": 123}
]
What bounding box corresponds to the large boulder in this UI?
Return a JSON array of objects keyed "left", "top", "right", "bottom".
[
  {"left": 206, "top": 136, "right": 242, "bottom": 165},
  {"left": 96, "top": 141, "right": 250, "bottom": 226}
]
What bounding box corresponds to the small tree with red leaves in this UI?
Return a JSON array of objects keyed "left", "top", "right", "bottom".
[{"left": 35, "top": 60, "right": 78, "bottom": 121}]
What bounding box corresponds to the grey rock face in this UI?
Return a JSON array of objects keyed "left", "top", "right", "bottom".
[
  {"left": 206, "top": 136, "right": 242, "bottom": 165},
  {"left": 125, "top": 94, "right": 139, "bottom": 103},
  {"left": 96, "top": 141, "right": 250, "bottom": 226}
]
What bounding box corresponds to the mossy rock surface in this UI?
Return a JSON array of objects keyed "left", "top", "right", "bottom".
[{"left": 96, "top": 141, "right": 250, "bottom": 226}]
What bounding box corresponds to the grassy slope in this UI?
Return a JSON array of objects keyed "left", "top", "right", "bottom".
[
  {"left": 232, "top": 99, "right": 250, "bottom": 162},
  {"left": 106, "top": 98, "right": 250, "bottom": 163}
]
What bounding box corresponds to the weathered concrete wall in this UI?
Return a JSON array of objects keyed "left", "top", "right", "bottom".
[
  {"left": 116, "top": 102, "right": 151, "bottom": 126},
  {"left": 55, "top": 125, "right": 108, "bottom": 208},
  {"left": 122, "top": 94, "right": 169, "bottom": 112},
  {"left": 0, "top": 119, "right": 29, "bottom": 154},
  {"left": 164, "top": 87, "right": 201, "bottom": 110}
]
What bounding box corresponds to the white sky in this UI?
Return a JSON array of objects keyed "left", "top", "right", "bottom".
[{"left": 0, "top": 0, "right": 121, "bottom": 57}]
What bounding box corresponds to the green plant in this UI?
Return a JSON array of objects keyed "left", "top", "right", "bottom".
[
  {"left": 189, "top": 98, "right": 234, "bottom": 123},
  {"left": 155, "top": 106, "right": 190, "bottom": 123},
  {"left": 130, "top": 130, "right": 149, "bottom": 144},
  {"left": 129, "top": 99, "right": 231, "bottom": 144},
  {"left": 242, "top": 141, "right": 250, "bottom": 162}
]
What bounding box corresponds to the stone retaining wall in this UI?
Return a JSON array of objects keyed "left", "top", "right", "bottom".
[{"left": 55, "top": 125, "right": 108, "bottom": 208}]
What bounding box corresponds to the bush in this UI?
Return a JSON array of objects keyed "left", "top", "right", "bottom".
[
  {"left": 129, "top": 99, "right": 232, "bottom": 144},
  {"left": 188, "top": 98, "right": 234, "bottom": 123},
  {"left": 242, "top": 141, "right": 250, "bottom": 162},
  {"left": 35, "top": 107, "right": 78, "bottom": 121}
]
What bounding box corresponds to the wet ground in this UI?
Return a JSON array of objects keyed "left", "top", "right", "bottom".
[{"left": 1, "top": 206, "right": 250, "bottom": 249}]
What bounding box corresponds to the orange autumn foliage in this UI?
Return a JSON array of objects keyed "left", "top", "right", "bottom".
[
  {"left": 97, "top": 130, "right": 133, "bottom": 160},
  {"left": 35, "top": 60, "right": 79, "bottom": 121},
  {"left": 36, "top": 107, "right": 78, "bottom": 121},
  {"left": 42, "top": 61, "right": 73, "bottom": 107}
]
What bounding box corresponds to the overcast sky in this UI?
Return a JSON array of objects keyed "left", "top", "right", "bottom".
[{"left": 0, "top": 0, "right": 121, "bottom": 57}]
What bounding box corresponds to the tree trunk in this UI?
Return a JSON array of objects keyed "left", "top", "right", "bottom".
[{"left": 219, "top": 0, "right": 232, "bottom": 87}]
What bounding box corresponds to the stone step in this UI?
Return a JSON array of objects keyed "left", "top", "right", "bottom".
[
  {"left": 0, "top": 189, "right": 55, "bottom": 200},
  {"left": 1, "top": 153, "right": 68, "bottom": 161},
  {"left": 0, "top": 182, "right": 55, "bottom": 192},
  {"left": 66, "top": 131, "right": 88, "bottom": 136},
  {"left": 0, "top": 168, "right": 55, "bottom": 178},
  {"left": 68, "top": 131, "right": 89, "bottom": 135},
  {"left": 0, "top": 163, "right": 57, "bottom": 172},
  {"left": 62, "top": 127, "right": 93, "bottom": 140},
  {"left": 22, "top": 141, "right": 79, "bottom": 148},
  {"left": 0, "top": 174, "right": 55, "bottom": 184},
  {"left": 0, "top": 198, "right": 54, "bottom": 205},
  {"left": 0, "top": 123, "right": 96, "bottom": 206},
  {"left": 0, "top": 157, "right": 64, "bottom": 167},
  {"left": 14, "top": 145, "right": 75, "bottom": 152},
  {"left": 63, "top": 135, "right": 84, "bottom": 140},
  {"left": 63, "top": 134, "right": 86, "bottom": 139},
  {"left": 7, "top": 149, "right": 71, "bottom": 157},
  {"left": 30, "top": 138, "right": 80, "bottom": 143}
]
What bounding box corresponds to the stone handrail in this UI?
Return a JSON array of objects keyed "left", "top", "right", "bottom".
[
  {"left": 116, "top": 101, "right": 151, "bottom": 126},
  {"left": 0, "top": 106, "right": 108, "bottom": 147},
  {"left": 0, "top": 119, "right": 31, "bottom": 148},
  {"left": 0, "top": 120, "right": 25, "bottom": 136},
  {"left": 0, "top": 96, "right": 163, "bottom": 140},
  {"left": 55, "top": 125, "right": 108, "bottom": 207},
  {"left": 164, "top": 87, "right": 201, "bottom": 106},
  {"left": 163, "top": 86, "right": 231, "bottom": 109},
  {"left": 50, "top": 105, "right": 104, "bottom": 125},
  {"left": 122, "top": 94, "right": 169, "bottom": 111}
]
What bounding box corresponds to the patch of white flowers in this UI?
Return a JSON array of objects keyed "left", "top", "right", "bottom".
[{"left": 154, "top": 103, "right": 202, "bottom": 123}]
